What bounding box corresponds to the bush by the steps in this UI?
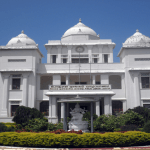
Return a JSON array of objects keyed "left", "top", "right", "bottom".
[
  {"left": 125, "top": 106, "right": 150, "bottom": 125},
  {"left": 120, "top": 124, "right": 139, "bottom": 131},
  {"left": 0, "top": 123, "right": 7, "bottom": 132},
  {"left": 142, "top": 120, "right": 150, "bottom": 133},
  {"left": 12, "top": 106, "right": 44, "bottom": 127}
]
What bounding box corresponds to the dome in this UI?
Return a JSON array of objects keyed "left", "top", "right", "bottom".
[
  {"left": 61, "top": 19, "right": 99, "bottom": 40},
  {"left": 123, "top": 29, "right": 150, "bottom": 47},
  {"left": 7, "top": 30, "right": 37, "bottom": 47}
]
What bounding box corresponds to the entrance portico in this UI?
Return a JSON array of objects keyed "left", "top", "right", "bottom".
[{"left": 46, "top": 88, "right": 115, "bottom": 124}]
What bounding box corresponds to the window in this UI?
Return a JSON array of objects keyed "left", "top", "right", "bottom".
[
  {"left": 40, "top": 76, "right": 52, "bottom": 90},
  {"left": 104, "top": 54, "right": 108, "bottom": 63},
  {"left": 109, "top": 75, "right": 121, "bottom": 89},
  {"left": 39, "top": 58, "right": 41, "bottom": 63},
  {"left": 52, "top": 55, "right": 56, "bottom": 63},
  {"left": 94, "top": 58, "right": 97, "bottom": 63},
  {"left": 11, "top": 105, "right": 19, "bottom": 116},
  {"left": 72, "top": 58, "right": 88, "bottom": 63},
  {"left": 12, "top": 78, "right": 21, "bottom": 90},
  {"left": 63, "top": 59, "right": 67, "bottom": 63},
  {"left": 112, "top": 101, "right": 123, "bottom": 116},
  {"left": 96, "top": 81, "right": 100, "bottom": 84},
  {"left": 61, "top": 82, "right": 66, "bottom": 85},
  {"left": 143, "top": 104, "right": 150, "bottom": 110},
  {"left": 40, "top": 101, "right": 49, "bottom": 116},
  {"left": 141, "top": 73, "right": 150, "bottom": 89},
  {"left": 75, "top": 82, "right": 87, "bottom": 85}
]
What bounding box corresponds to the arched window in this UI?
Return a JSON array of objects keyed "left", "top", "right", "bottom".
[{"left": 109, "top": 75, "right": 121, "bottom": 89}]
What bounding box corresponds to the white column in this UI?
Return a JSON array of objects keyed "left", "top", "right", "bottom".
[
  {"left": 108, "top": 45, "right": 113, "bottom": 63},
  {"left": 133, "top": 72, "right": 141, "bottom": 107},
  {"left": 98, "top": 45, "right": 103, "bottom": 63},
  {"left": 61, "top": 102, "right": 64, "bottom": 122},
  {"left": 92, "top": 75, "right": 96, "bottom": 85},
  {"left": 1, "top": 74, "right": 10, "bottom": 117},
  {"left": 101, "top": 74, "right": 109, "bottom": 84},
  {"left": 110, "top": 98, "right": 112, "bottom": 115},
  {"left": 51, "top": 96, "right": 57, "bottom": 123},
  {"left": 87, "top": 45, "right": 93, "bottom": 63},
  {"left": 96, "top": 98, "right": 100, "bottom": 117},
  {"left": 53, "top": 75, "right": 61, "bottom": 85},
  {"left": 104, "top": 96, "right": 111, "bottom": 115},
  {"left": 122, "top": 100, "right": 127, "bottom": 112},
  {"left": 22, "top": 73, "right": 29, "bottom": 107},
  {"left": 57, "top": 46, "right": 61, "bottom": 63},
  {"left": 47, "top": 46, "right": 52, "bottom": 63},
  {"left": 48, "top": 96, "right": 52, "bottom": 122},
  {"left": 67, "top": 45, "right": 72, "bottom": 63},
  {"left": 66, "top": 75, "right": 69, "bottom": 85}
]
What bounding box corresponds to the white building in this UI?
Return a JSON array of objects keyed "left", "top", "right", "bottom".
[{"left": 0, "top": 19, "right": 150, "bottom": 123}]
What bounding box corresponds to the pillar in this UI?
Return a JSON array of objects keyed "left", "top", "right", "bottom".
[
  {"left": 57, "top": 46, "right": 61, "bottom": 63},
  {"left": 53, "top": 75, "right": 61, "bottom": 85},
  {"left": 63, "top": 102, "right": 67, "bottom": 131},
  {"left": 47, "top": 46, "right": 52, "bottom": 63},
  {"left": 61, "top": 102, "right": 64, "bottom": 121},
  {"left": 101, "top": 74, "right": 109, "bottom": 84},
  {"left": 1, "top": 74, "right": 10, "bottom": 117},
  {"left": 98, "top": 45, "right": 103, "bottom": 63},
  {"left": 91, "top": 101, "right": 93, "bottom": 132},
  {"left": 48, "top": 96, "right": 52, "bottom": 122},
  {"left": 22, "top": 73, "right": 29, "bottom": 107},
  {"left": 66, "top": 75, "right": 69, "bottom": 85},
  {"left": 133, "top": 72, "right": 141, "bottom": 107},
  {"left": 87, "top": 45, "right": 93, "bottom": 63},
  {"left": 95, "top": 98, "right": 100, "bottom": 117},
  {"left": 122, "top": 100, "right": 127, "bottom": 112},
  {"left": 104, "top": 96, "right": 111, "bottom": 115},
  {"left": 67, "top": 46, "right": 72, "bottom": 63},
  {"left": 51, "top": 96, "right": 57, "bottom": 123},
  {"left": 92, "top": 75, "right": 96, "bottom": 85}
]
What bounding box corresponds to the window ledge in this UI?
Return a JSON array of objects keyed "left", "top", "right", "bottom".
[{"left": 9, "top": 90, "right": 22, "bottom": 91}]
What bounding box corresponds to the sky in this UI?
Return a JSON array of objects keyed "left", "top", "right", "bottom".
[{"left": 0, "top": 0, "right": 150, "bottom": 63}]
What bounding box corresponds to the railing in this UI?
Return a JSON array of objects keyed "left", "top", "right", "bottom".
[{"left": 49, "top": 84, "right": 111, "bottom": 91}]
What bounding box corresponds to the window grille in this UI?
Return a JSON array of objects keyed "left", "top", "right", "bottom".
[{"left": 8, "top": 59, "right": 26, "bottom": 62}]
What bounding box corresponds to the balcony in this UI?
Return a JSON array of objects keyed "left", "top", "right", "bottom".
[{"left": 49, "top": 84, "right": 111, "bottom": 91}]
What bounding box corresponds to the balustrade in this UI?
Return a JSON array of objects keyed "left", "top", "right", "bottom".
[{"left": 49, "top": 84, "right": 111, "bottom": 91}]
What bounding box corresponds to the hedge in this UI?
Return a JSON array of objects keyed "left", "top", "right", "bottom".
[{"left": 0, "top": 131, "right": 150, "bottom": 148}]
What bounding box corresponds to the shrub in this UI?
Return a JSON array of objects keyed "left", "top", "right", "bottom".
[
  {"left": 142, "top": 121, "right": 150, "bottom": 133},
  {"left": 120, "top": 124, "right": 139, "bottom": 131},
  {"left": 24, "top": 118, "right": 48, "bottom": 132},
  {"left": 115, "top": 110, "right": 144, "bottom": 128},
  {"left": 93, "top": 114, "right": 116, "bottom": 132},
  {"left": 12, "top": 106, "right": 44, "bottom": 127},
  {"left": 125, "top": 106, "right": 150, "bottom": 124},
  {"left": 6, "top": 126, "right": 15, "bottom": 132},
  {"left": 82, "top": 111, "right": 98, "bottom": 121},
  {"left": 123, "top": 110, "right": 144, "bottom": 127},
  {"left": 0, "top": 123, "right": 7, "bottom": 132},
  {"left": 47, "top": 122, "right": 63, "bottom": 131}
]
